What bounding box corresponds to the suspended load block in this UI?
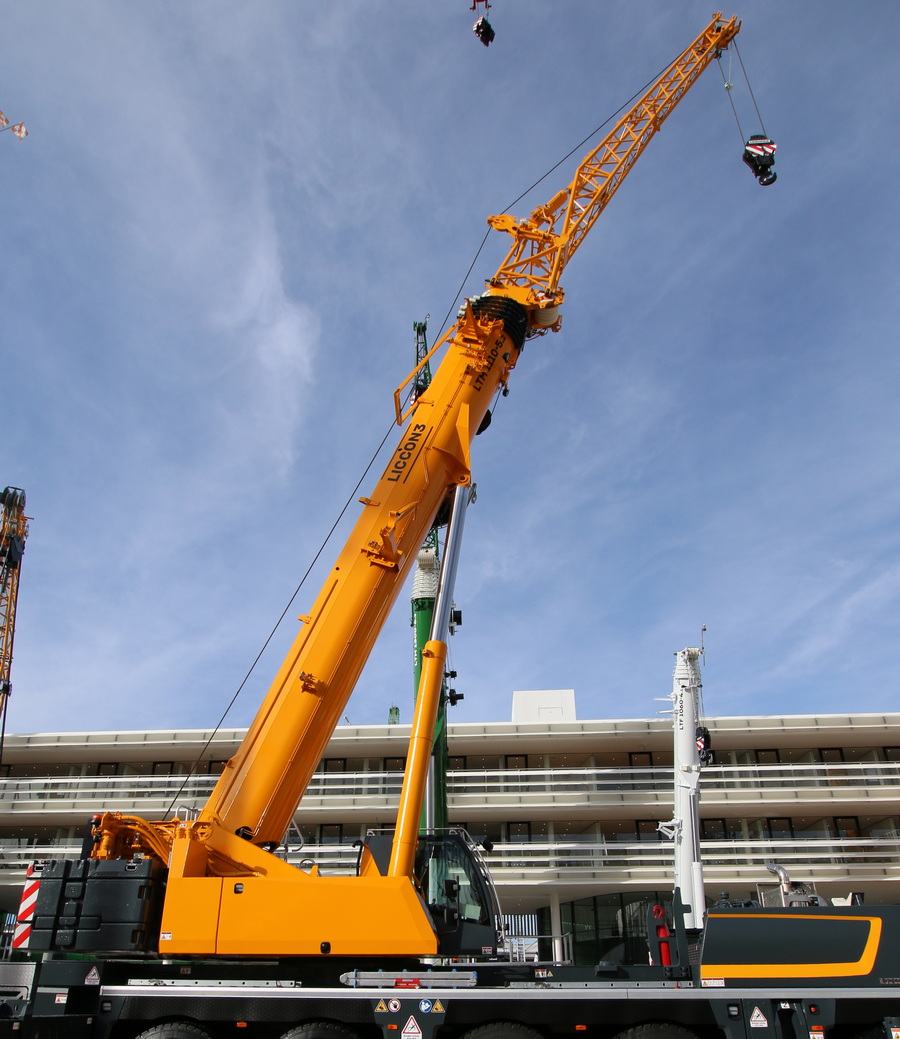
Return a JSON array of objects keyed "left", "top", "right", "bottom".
[
  {"left": 743, "top": 134, "right": 777, "bottom": 185},
  {"left": 473, "top": 16, "right": 495, "bottom": 46}
]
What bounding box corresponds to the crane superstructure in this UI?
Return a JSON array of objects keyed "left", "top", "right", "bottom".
[
  {"left": 0, "top": 487, "right": 28, "bottom": 739},
  {"left": 31, "top": 13, "right": 742, "bottom": 961}
]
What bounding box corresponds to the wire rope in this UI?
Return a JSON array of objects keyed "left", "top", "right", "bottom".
[
  {"left": 717, "top": 54, "right": 747, "bottom": 143},
  {"left": 717, "top": 39, "right": 769, "bottom": 144},
  {"left": 734, "top": 40, "right": 769, "bottom": 136},
  {"left": 164, "top": 420, "right": 398, "bottom": 816}
]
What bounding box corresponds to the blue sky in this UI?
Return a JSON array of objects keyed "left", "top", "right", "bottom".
[{"left": 3, "top": 2, "right": 900, "bottom": 736}]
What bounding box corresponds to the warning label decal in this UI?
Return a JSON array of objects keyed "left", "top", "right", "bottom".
[{"left": 402, "top": 1016, "right": 422, "bottom": 1039}]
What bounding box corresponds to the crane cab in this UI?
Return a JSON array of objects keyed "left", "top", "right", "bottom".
[
  {"left": 416, "top": 829, "right": 502, "bottom": 957},
  {"left": 360, "top": 828, "right": 502, "bottom": 958}
]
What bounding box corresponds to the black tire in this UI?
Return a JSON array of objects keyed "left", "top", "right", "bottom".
[
  {"left": 460, "top": 1024, "right": 545, "bottom": 1039},
  {"left": 134, "top": 1024, "right": 213, "bottom": 1039},
  {"left": 282, "top": 1024, "right": 359, "bottom": 1039},
  {"left": 611, "top": 1025, "right": 699, "bottom": 1039}
]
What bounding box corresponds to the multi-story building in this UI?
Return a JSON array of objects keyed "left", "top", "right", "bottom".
[{"left": 1, "top": 691, "right": 898, "bottom": 963}]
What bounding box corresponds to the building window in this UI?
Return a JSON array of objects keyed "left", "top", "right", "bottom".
[
  {"left": 865, "top": 817, "right": 899, "bottom": 838},
  {"left": 766, "top": 818, "right": 794, "bottom": 839},
  {"left": 834, "top": 816, "right": 861, "bottom": 838},
  {"left": 319, "top": 824, "right": 343, "bottom": 844},
  {"left": 702, "top": 819, "right": 727, "bottom": 840},
  {"left": 290, "top": 822, "right": 316, "bottom": 847}
]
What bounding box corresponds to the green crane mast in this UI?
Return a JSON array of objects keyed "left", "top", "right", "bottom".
[{"left": 409, "top": 319, "right": 450, "bottom": 830}]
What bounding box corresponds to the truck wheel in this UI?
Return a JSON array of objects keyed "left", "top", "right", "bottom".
[
  {"left": 460, "top": 1024, "right": 545, "bottom": 1039},
  {"left": 134, "top": 1024, "right": 213, "bottom": 1039},
  {"left": 611, "top": 1025, "right": 699, "bottom": 1039},
  {"left": 282, "top": 1024, "right": 358, "bottom": 1039}
]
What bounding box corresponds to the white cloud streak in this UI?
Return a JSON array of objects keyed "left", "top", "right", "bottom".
[{"left": 4, "top": 2, "right": 900, "bottom": 736}]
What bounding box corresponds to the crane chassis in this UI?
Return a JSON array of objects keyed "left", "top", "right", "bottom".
[{"left": 4, "top": 912, "right": 900, "bottom": 1039}]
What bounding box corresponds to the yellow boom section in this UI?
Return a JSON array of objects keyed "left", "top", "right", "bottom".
[
  {"left": 486, "top": 13, "right": 739, "bottom": 313},
  {"left": 199, "top": 298, "right": 523, "bottom": 852}
]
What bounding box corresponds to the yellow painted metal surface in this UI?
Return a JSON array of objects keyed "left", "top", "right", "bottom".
[
  {"left": 389, "top": 639, "right": 447, "bottom": 879},
  {"left": 213, "top": 874, "right": 438, "bottom": 957},
  {"left": 199, "top": 305, "right": 513, "bottom": 856}
]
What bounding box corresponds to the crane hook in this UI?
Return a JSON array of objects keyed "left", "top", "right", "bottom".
[{"left": 742, "top": 134, "right": 777, "bottom": 186}]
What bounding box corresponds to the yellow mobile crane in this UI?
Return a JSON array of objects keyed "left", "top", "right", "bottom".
[
  {"left": 24, "top": 14, "right": 740, "bottom": 961},
  {"left": 13, "top": 22, "right": 900, "bottom": 1039}
]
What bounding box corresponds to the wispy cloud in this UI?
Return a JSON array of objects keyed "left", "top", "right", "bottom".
[{"left": 4, "top": 3, "right": 900, "bottom": 734}]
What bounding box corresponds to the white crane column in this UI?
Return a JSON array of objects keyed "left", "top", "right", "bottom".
[{"left": 667, "top": 647, "right": 706, "bottom": 929}]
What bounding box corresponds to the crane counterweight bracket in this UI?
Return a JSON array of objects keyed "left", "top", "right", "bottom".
[{"left": 363, "top": 508, "right": 414, "bottom": 568}]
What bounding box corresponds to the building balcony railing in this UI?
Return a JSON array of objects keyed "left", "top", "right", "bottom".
[
  {"left": 1, "top": 836, "right": 898, "bottom": 890},
  {"left": 1, "top": 761, "right": 898, "bottom": 820}
]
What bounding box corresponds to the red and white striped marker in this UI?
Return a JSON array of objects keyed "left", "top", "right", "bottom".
[{"left": 12, "top": 863, "right": 41, "bottom": 950}]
